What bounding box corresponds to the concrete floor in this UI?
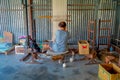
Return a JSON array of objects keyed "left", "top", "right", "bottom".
[{"left": 0, "top": 53, "right": 99, "bottom": 80}]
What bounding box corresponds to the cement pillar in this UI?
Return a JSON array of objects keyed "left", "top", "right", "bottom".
[{"left": 52, "top": 0, "right": 67, "bottom": 40}]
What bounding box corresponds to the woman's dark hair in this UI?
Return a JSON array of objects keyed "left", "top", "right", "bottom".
[{"left": 58, "top": 21, "right": 66, "bottom": 28}]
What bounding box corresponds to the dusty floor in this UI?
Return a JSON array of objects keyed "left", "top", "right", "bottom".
[{"left": 0, "top": 53, "right": 99, "bottom": 80}]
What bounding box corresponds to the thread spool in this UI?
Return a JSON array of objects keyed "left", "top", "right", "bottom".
[
  {"left": 63, "top": 63, "right": 66, "bottom": 68},
  {"left": 58, "top": 59, "right": 62, "bottom": 64},
  {"left": 70, "top": 57, "right": 74, "bottom": 62}
]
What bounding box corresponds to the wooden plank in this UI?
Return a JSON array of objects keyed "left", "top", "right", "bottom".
[
  {"left": 88, "top": 30, "right": 94, "bottom": 33},
  {"left": 67, "top": 4, "right": 95, "bottom": 6},
  {"left": 28, "top": 0, "right": 33, "bottom": 38},
  {"left": 32, "top": 9, "right": 52, "bottom": 11},
  {"left": 68, "top": 9, "right": 115, "bottom": 11},
  {"left": 38, "top": 15, "right": 71, "bottom": 19},
  {"left": 20, "top": 53, "right": 31, "bottom": 61},
  {"left": 100, "top": 20, "right": 112, "bottom": 22},
  {"left": 29, "top": 4, "right": 51, "bottom": 7},
  {"left": 67, "top": 15, "right": 71, "bottom": 17},
  {"left": 38, "top": 16, "right": 52, "bottom": 19},
  {"left": 68, "top": 9, "right": 95, "bottom": 11},
  {"left": 100, "top": 28, "right": 111, "bottom": 30},
  {"left": 5, "top": 46, "right": 15, "bottom": 55}
]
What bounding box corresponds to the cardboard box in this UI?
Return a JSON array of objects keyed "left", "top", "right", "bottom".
[
  {"left": 78, "top": 40, "right": 89, "bottom": 54},
  {"left": 98, "top": 63, "right": 120, "bottom": 80},
  {"left": 15, "top": 45, "right": 25, "bottom": 54}
]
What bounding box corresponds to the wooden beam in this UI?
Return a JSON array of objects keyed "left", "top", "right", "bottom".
[
  {"left": 38, "top": 15, "right": 71, "bottom": 19},
  {"left": 67, "top": 4, "right": 95, "bottom": 6},
  {"left": 100, "top": 20, "right": 112, "bottom": 22},
  {"left": 68, "top": 9, "right": 115, "bottom": 11},
  {"left": 38, "top": 16, "right": 52, "bottom": 19},
  {"left": 0, "top": 9, "right": 23, "bottom": 11},
  {"left": 29, "top": 4, "right": 51, "bottom": 7},
  {"left": 32, "top": 9, "right": 52, "bottom": 11},
  {"left": 100, "top": 28, "right": 111, "bottom": 30},
  {"left": 68, "top": 9, "right": 95, "bottom": 11}
]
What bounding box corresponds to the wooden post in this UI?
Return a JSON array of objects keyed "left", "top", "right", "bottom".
[{"left": 28, "top": 0, "right": 33, "bottom": 38}]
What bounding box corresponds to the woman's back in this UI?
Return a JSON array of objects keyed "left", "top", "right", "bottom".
[{"left": 52, "top": 30, "right": 69, "bottom": 52}]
